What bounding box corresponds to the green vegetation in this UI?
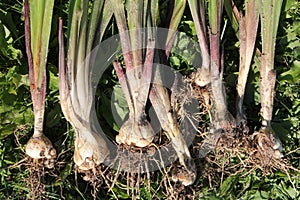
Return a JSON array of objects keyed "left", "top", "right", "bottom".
[{"left": 0, "top": 0, "right": 299, "bottom": 199}]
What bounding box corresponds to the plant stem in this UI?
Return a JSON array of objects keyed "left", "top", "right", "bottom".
[
  {"left": 236, "top": 0, "right": 259, "bottom": 123},
  {"left": 188, "top": 0, "right": 210, "bottom": 70},
  {"left": 150, "top": 69, "right": 192, "bottom": 167},
  {"left": 113, "top": 60, "right": 135, "bottom": 113},
  {"left": 208, "top": 0, "right": 229, "bottom": 130},
  {"left": 58, "top": 17, "right": 110, "bottom": 170},
  {"left": 258, "top": 0, "right": 283, "bottom": 127},
  {"left": 24, "top": 0, "right": 48, "bottom": 138}
]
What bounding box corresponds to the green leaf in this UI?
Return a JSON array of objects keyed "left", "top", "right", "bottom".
[
  {"left": 219, "top": 175, "right": 238, "bottom": 196},
  {"left": 0, "top": 124, "right": 16, "bottom": 140},
  {"left": 59, "top": 162, "right": 73, "bottom": 181},
  {"left": 49, "top": 70, "right": 59, "bottom": 91},
  {"left": 8, "top": 86, "right": 17, "bottom": 95},
  {"left": 29, "top": 0, "right": 54, "bottom": 88},
  {"left": 170, "top": 56, "right": 181, "bottom": 66},
  {"left": 279, "top": 61, "right": 300, "bottom": 84},
  {"left": 112, "top": 186, "right": 130, "bottom": 198},
  {"left": 284, "top": 187, "right": 297, "bottom": 199},
  {"left": 258, "top": 0, "right": 283, "bottom": 70},
  {"left": 140, "top": 186, "right": 152, "bottom": 200},
  {"left": 111, "top": 85, "right": 129, "bottom": 129},
  {"left": 20, "top": 75, "right": 30, "bottom": 87},
  {"left": 182, "top": 20, "right": 197, "bottom": 36},
  {"left": 0, "top": 21, "right": 22, "bottom": 63},
  {"left": 167, "top": 0, "right": 187, "bottom": 45},
  {"left": 287, "top": 40, "right": 300, "bottom": 49},
  {"left": 1, "top": 91, "right": 17, "bottom": 106},
  {"left": 178, "top": 37, "right": 190, "bottom": 49}
]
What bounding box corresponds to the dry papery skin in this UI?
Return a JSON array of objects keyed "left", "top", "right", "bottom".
[
  {"left": 72, "top": 127, "right": 110, "bottom": 171},
  {"left": 66, "top": 76, "right": 294, "bottom": 199},
  {"left": 25, "top": 134, "right": 56, "bottom": 168},
  {"left": 116, "top": 117, "right": 155, "bottom": 148},
  {"left": 74, "top": 81, "right": 199, "bottom": 193}
]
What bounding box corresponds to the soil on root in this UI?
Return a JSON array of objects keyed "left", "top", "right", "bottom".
[
  {"left": 196, "top": 126, "right": 300, "bottom": 192},
  {"left": 25, "top": 157, "right": 56, "bottom": 200},
  {"left": 78, "top": 75, "right": 299, "bottom": 199},
  {"left": 95, "top": 77, "right": 204, "bottom": 199},
  {"left": 18, "top": 75, "right": 298, "bottom": 200},
  {"left": 186, "top": 75, "right": 299, "bottom": 198},
  {"left": 98, "top": 133, "right": 179, "bottom": 198}
]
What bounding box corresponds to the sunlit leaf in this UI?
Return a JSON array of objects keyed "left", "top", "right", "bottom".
[
  {"left": 29, "top": 0, "right": 54, "bottom": 88},
  {"left": 279, "top": 60, "right": 300, "bottom": 84}
]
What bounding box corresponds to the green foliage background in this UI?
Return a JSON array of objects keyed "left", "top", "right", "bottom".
[{"left": 0, "top": 0, "right": 299, "bottom": 199}]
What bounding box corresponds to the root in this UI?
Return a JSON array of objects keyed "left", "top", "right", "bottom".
[
  {"left": 25, "top": 158, "right": 50, "bottom": 200},
  {"left": 76, "top": 165, "right": 107, "bottom": 200},
  {"left": 198, "top": 126, "right": 299, "bottom": 191}
]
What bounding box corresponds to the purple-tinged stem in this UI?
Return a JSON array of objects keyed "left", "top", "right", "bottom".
[
  {"left": 113, "top": 61, "right": 134, "bottom": 113},
  {"left": 24, "top": 0, "right": 46, "bottom": 138},
  {"left": 188, "top": 0, "right": 210, "bottom": 70},
  {"left": 138, "top": 39, "right": 155, "bottom": 106},
  {"left": 165, "top": 31, "right": 177, "bottom": 59},
  {"left": 208, "top": 0, "right": 230, "bottom": 131}
]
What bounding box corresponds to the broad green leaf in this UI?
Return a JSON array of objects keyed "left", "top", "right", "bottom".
[
  {"left": 170, "top": 56, "right": 181, "bottom": 66},
  {"left": 279, "top": 61, "right": 300, "bottom": 84},
  {"left": 258, "top": 0, "right": 283, "bottom": 70},
  {"left": 29, "top": 0, "right": 54, "bottom": 88},
  {"left": 287, "top": 40, "right": 300, "bottom": 49},
  {"left": 0, "top": 124, "right": 16, "bottom": 140},
  {"left": 111, "top": 85, "right": 129, "bottom": 129}
]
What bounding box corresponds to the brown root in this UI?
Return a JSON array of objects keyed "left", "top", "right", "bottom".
[
  {"left": 25, "top": 156, "right": 57, "bottom": 199},
  {"left": 197, "top": 124, "right": 298, "bottom": 193},
  {"left": 253, "top": 127, "right": 283, "bottom": 159},
  {"left": 27, "top": 159, "right": 46, "bottom": 199}
]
